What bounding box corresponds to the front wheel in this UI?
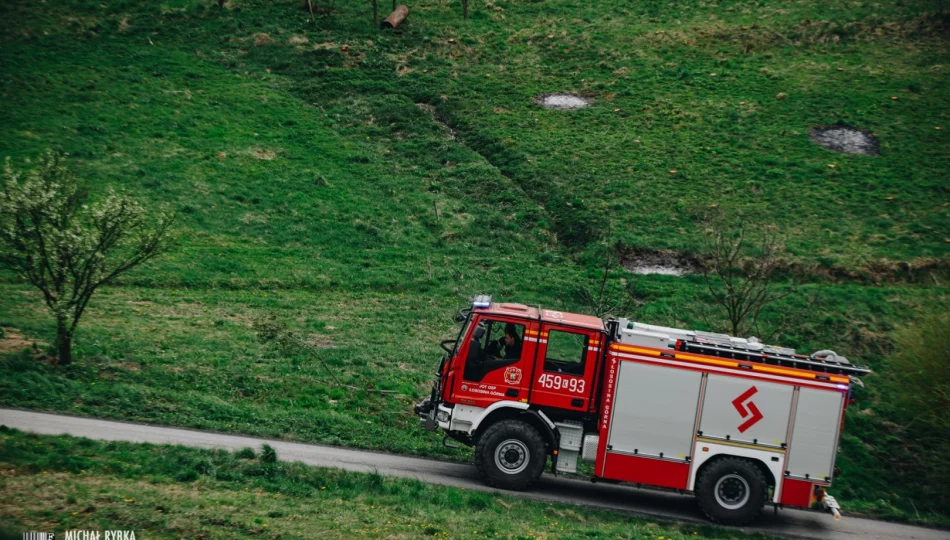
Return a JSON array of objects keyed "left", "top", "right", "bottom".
[
  {"left": 696, "top": 457, "right": 767, "bottom": 525},
  {"left": 474, "top": 419, "right": 546, "bottom": 490}
]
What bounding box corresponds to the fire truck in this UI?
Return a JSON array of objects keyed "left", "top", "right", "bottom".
[{"left": 415, "top": 295, "right": 871, "bottom": 525}]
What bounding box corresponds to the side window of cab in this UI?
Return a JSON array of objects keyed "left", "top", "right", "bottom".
[{"left": 543, "top": 330, "right": 588, "bottom": 376}]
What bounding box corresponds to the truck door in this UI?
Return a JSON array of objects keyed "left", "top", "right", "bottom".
[
  {"left": 450, "top": 316, "right": 537, "bottom": 408},
  {"left": 529, "top": 324, "right": 599, "bottom": 411}
]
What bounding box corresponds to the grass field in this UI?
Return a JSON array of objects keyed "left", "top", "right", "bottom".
[
  {"left": 1, "top": 0, "right": 949, "bottom": 529},
  {"left": 0, "top": 428, "right": 773, "bottom": 539}
]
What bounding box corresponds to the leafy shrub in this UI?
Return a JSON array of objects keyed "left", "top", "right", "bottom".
[
  {"left": 888, "top": 312, "right": 950, "bottom": 436},
  {"left": 259, "top": 444, "right": 278, "bottom": 464},
  {"left": 235, "top": 447, "right": 256, "bottom": 459}
]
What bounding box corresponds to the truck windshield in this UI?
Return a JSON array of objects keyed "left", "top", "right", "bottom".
[{"left": 452, "top": 315, "right": 474, "bottom": 357}]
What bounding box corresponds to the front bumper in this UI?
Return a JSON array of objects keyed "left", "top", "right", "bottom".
[
  {"left": 415, "top": 396, "right": 454, "bottom": 432},
  {"left": 415, "top": 397, "right": 438, "bottom": 431}
]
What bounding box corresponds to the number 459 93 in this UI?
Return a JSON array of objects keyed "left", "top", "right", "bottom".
[{"left": 537, "top": 373, "right": 585, "bottom": 393}]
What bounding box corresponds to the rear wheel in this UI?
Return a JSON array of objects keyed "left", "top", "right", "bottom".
[
  {"left": 696, "top": 457, "right": 767, "bottom": 525},
  {"left": 475, "top": 419, "right": 546, "bottom": 490}
]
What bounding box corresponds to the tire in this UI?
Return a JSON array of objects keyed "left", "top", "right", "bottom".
[
  {"left": 474, "top": 419, "right": 547, "bottom": 491},
  {"left": 695, "top": 457, "right": 767, "bottom": 526}
]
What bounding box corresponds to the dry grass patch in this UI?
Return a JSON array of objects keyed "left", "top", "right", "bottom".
[
  {"left": 251, "top": 147, "right": 277, "bottom": 160},
  {"left": 0, "top": 327, "right": 42, "bottom": 354}
]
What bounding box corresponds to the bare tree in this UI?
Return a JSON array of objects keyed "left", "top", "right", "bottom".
[
  {"left": 701, "top": 213, "right": 789, "bottom": 337},
  {"left": 462, "top": 0, "right": 469, "bottom": 19},
  {"left": 576, "top": 222, "right": 634, "bottom": 318},
  {"left": 0, "top": 151, "right": 175, "bottom": 365},
  {"left": 253, "top": 313, "right": 395, "bottom": 394},
  {"left": 306, "top": 0, "right": 315, "bottom": 22},
  {"left": 252, "top": 313, "right": 344, "bottom": 387}
]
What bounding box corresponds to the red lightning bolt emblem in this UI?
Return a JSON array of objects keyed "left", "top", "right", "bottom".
[{"left": 732, "top": 386, "right": 764, "bottom": 433}]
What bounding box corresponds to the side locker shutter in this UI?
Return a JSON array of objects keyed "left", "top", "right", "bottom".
[
  {"left": 786, "top": 388, "right": 845, "bottom": 481},
  {"left": 699, "top": 375, "right": 793, "bottom": 447},
  {"left": 608, "top": 362, "right": 703, "bottom": 461}
]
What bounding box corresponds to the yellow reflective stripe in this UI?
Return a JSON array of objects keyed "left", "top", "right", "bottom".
[
  {"left": 752, "top": 364, "right": 848, "bottom": 383},
  {"left": 612, "top": 344, "right": 660, "bottom": 356},
  {"left": 696, "top": 437, "right": 786, "bottom": 454},
  {"left": 674, "top": 352, "right": 742, "bottom": 369}
]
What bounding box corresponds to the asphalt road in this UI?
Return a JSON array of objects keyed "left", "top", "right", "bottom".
[{"left": 1, "top": 409, "right": 946, "bottom": 540}]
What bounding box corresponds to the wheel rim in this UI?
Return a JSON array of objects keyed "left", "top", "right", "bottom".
[
  {"left": 494, "top": 438, "right": 529, "bottom": 475},
  {"left": 714, "top": 473, "right": 750, "bottom": 510}
]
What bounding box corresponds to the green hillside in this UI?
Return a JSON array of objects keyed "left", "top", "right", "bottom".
[{"left": 1, "top": 0, "right": 948, "bottom": 527}]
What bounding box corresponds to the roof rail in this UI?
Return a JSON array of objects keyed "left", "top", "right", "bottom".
[{"left": 614, "top": 319, "right": 871, "bottom": 377}]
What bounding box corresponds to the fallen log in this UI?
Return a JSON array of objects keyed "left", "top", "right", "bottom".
[{"left": 381, "top": 5, "right": 409, "bottom": 29}]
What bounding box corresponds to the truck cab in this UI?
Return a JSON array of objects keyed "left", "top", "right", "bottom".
[
  {"left": 416, "top": 296, "right": 605, "bottom": 487},
  {"left": 441, "top": 300, "right": 604, "bottom": 412}
]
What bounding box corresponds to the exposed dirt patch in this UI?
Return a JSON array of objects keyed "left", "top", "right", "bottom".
[
  {"left": 288, "top": 35, "right": 308, "bottom": 45},
  {"left": 810, "top": 125, "right": 880, "bottom": 155},
  {"left": 0, "top": 327, "right": 39, "bottom": 354},
  {"left": 535, "top": 93, "right": 592, "bottom": 110},
  {"left": 253, "top": 33, "right": 272, "bottom": 46},
  {"left": 621, "top": 249, "right": 701, "bottom": 276},
  {"left": 782, "top": 256, "right": 950, "bottom": 284},
  {"left": 622, "top": 249, "right": 948, "bottom": 283}
]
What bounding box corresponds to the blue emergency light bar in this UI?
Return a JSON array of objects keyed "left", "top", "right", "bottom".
[{"left": 472, "top": 295, "right": 492, "bottom": 309}]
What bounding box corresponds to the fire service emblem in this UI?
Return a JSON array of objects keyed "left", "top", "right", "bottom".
[{"left": 504, "top": 366, "right": 523, "bottom": 384}]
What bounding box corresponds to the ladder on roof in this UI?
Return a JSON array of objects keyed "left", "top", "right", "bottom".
[{"left": 614, "top": 320, "right": 872, "bottom": 378}]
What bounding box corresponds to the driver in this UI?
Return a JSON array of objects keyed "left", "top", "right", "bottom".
[
  {"left": 484, "top": 323, "right": 522, "bottom": 360},
  {"left": 501, "top": 323, "right": 522, "bottom": 360}
]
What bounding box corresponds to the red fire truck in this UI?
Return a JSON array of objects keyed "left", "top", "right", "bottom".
[{"left": 415, "top": 295, "right": 871, "bottom": 525}]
